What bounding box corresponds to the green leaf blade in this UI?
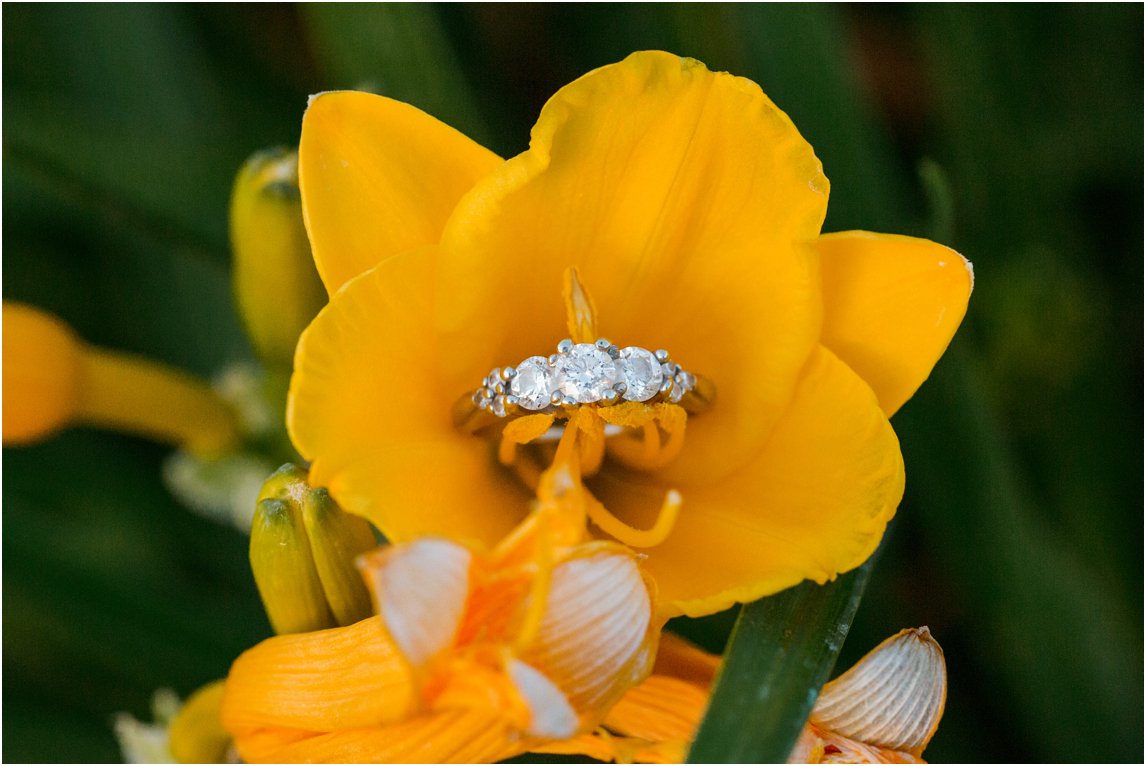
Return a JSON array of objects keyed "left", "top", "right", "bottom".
[{"left": 687, "top": 559, "right": 874, "bottom": 763}]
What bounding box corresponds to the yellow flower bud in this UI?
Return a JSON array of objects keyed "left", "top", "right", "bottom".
[
  {"left": 168, "top": 680, "right": 231, "bottom": 764},
  {"left": 249, "top": 464, "right": 378, "bottom": 634},
  {"left": 2, "top": 302, "right": 240, "bottom": 455},
  {"left": 2, "top": 302, "right": 83, "bottom": 443},
  {"left": 230, "top": 148, "right": 326, "bottom": 371}
]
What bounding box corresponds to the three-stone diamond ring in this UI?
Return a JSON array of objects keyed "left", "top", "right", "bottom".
[{"left": 453, "top": 338, "right": 714, "bottom": 434}]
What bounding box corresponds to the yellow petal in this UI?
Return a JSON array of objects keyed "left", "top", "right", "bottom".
[
  {"left": 595, "top": 346, "right": 904, "bottom": 617},
  {"left": 233, "top": 709, "right": 527, "bottom": 764},
  {"left": 2, "top": 301, "right": 83, "bottom": 443},
  {"left": 299, "top": 91, "right": 502, "bottom": 294},
  {"left": 816, "top": 232, "right": 973, "bottom": 416},
  {"left": 221, "top": 616, "right": 414, "bottom": 735},
  {"left": 169, "top": 680, "right": 231, "bottom": 764},
  {"left": 288, "top": 248, "right": 528, "bottom": 545},
  {"left": 811, "top": 627, "right": 947, "bottom": 755},
  {"left": 522, "top": 543, "right": 658, "bottom": 722},
  {"left": 437, "top": 51, "right": 826, "bottom": 481},
  {"left": 362, "top": 539, "right": 474, "bottom": 675}
]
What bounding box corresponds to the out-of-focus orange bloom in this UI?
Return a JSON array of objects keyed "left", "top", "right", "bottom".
[{"left": 221, "top": 501, "right": 659, "bottom": 763}]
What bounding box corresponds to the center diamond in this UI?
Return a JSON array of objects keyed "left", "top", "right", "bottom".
[{"left": 554, "top": 344, "right": 617, "bottom": 403}]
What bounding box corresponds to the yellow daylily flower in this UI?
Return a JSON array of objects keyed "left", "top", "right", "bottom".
[
  {"left": 540, "top": 627, "right": 947, "bottom": 764},
  {"left": 288, "top": 50, "right": 972, "bottom": 618},
  {"left": 221, "top": 506, "right": 659, "bottom": 763}
]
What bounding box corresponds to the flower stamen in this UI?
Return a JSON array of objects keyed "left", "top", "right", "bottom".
[{"left": 585, "top": 486, "right": 682, "bottom": 549}]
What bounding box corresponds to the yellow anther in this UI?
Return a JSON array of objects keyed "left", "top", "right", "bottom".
[
  {"left": 585, "top": 487, "right": 682, "bottom": 549},
  {"left": 563, "top": 266, "right": 599, "bottom": 343},
  {"left": 499, "top": 413, "right": 555, "bottom": 466},
  {"left": 2, "top": 302, "right": 240, "bottom": 456},
  {"left": 231, "top": 147, "right": 326, "bottom": 371}
]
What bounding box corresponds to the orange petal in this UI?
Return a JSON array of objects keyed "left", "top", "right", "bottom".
[
  {"left": 604, "top": 674, "right": 709, "bottom": 746},
  {"left": 815, "top": 232, "right": 973, "bottom": 416},
  {"left": 811, "top": 627, "right": 947, "bottom": 755},
  {"left": 362, "top": 539, "right": 474, "bottom": 675},
  {"left": 299, "top": 91, "right": 502, "bottom": 293},
  {"left": 437, "top": 51, "right": 826, "bottom": 482},
  {"left": 221, "top": 616, "right": 414, "bottom": 735},
  {"left": 594, "top": 346, "right": 904, "bottom": 617},
  {"left": 288, "top": 248, "right": 528, "bottom": 546},
  {"left": 234, "top": 709, "right": 527, "bottom": 764}
]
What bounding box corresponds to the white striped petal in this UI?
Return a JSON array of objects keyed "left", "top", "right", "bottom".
[
  {"left": 523, "top": 544, "right": 655, "bottom": 716},
  {"left": 365, "top": 539, "right": 473, "bottom": 673},
  {"left": 811, "top": 627, "right": 947, "bottom": 754},
  {"left": 508, "top": 659, "right": 579, "bottom": 739}
]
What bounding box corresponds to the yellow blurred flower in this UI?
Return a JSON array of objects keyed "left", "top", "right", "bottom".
[
  {"left": 1, "top": 301, "right": 239, "bottom": 455},
  {"left": 286, "top": 50, "right": 972, "bottom": 618}
]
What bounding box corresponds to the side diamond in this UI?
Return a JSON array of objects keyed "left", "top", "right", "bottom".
[
  {"left": 509, "top": 356, "right": 554, "bottom": 411},
  {"left": 618, "top": 347, "right": 663, "bottom": 402}
]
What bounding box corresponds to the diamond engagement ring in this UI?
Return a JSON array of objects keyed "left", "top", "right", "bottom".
[{"left": 454, "top": 338, "right": 714, "bottom": 434}]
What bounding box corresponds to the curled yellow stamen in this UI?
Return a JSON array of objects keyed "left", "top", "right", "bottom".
[
  {"left": 601, "top": 402, "right": 688, "bottom": 471},
  {"left": 585, "top": 486, "right": 682, "bottom": 549},
  {"left": 563, "top": 266, "right": 598, "bottom": 343}
]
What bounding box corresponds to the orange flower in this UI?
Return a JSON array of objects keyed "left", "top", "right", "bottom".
[
  {"left": 287, "top": 51, "right": 971, "bottom": 618},
  {"left": 221, "top": 504, "right": 659, "bottom": 763}
]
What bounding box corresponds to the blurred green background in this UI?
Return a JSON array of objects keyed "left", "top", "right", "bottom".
[{"left": 3, "top": 4, "right": 1142, "bottom": 762}]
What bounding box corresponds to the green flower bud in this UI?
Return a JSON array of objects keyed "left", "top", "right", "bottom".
[
  {"left": 249, "top": 464, "right": 378, "bottom": 634},
  {"left": 250, "top": 498, "right": 334, "bottom": 635},
  {"left": 230, "top": 148, "right": 325, "bottom": 371},
  {"left": 302, "top": 488, "right": 376, "bottom": 626}
]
